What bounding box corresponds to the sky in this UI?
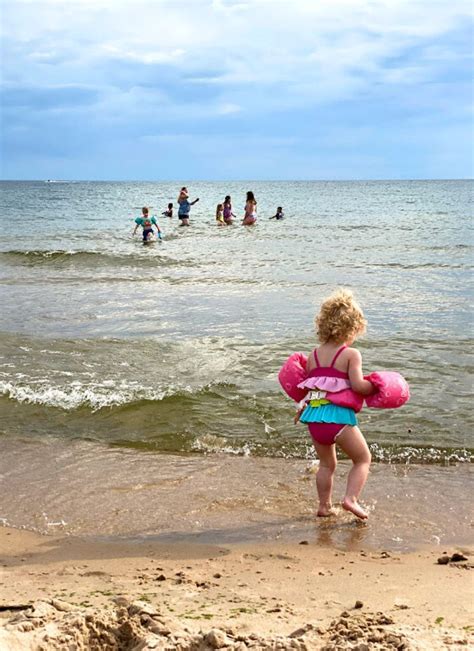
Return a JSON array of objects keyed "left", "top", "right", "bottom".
[{"left": 1, "top": 0, "right": 473, "bottom": 180}]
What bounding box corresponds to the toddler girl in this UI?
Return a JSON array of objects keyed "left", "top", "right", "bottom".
[{"left": 298, "top": 289, "right": 374, "bottom": 519}]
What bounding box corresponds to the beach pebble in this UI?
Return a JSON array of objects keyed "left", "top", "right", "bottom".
[
  {"left": 50, "top": 598, "right": 75, "bottom": 612},
  {"left": 128, "top": 601, "right": 159, "bottom": 617},
  {"left": 206, "top": 628, "right": 230, "bottom": 648},
  {"left": 26, "top": 601, "right": 56, "bottom": 618},
  {"left": 149, "top": 622, "right": 171, "bottom": 636},
  {"left": 354, "top": 600, "right": 364, "bottom": 609},
  {"left": 289, "top": 623, "right": 313, "bottom": 638},
  {"left": 450, "top": 552, "right": 468, "bottom": 562},
  {"left": 437, "top": 555, "right": 451, "bottom": 565}
]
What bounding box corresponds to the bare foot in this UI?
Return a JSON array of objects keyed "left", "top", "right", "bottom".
[
  {"left": 342, "top": 497, "right": 368, "bottom": 520},
  {"left": 317, "top": 505, "right": 337, "bottom": 517}
]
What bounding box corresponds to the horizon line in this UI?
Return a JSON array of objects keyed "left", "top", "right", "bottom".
[{"left": 1, "top": 178, "right": 473, "bottom": 183}]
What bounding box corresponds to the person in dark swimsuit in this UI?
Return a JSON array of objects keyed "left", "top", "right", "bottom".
[
  {"left": 270, "top": 207, "right": 284, "bottom": 220},
  {"left": 162, "top": 203, "right": 173, "bottom": 218}
]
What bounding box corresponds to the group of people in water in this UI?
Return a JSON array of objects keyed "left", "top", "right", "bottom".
[{"left": 133, "top": 188, "right": 284, "bottom": 241}]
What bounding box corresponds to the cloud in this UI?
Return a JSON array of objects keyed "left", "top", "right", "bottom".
[
  {"left": 2, "top": 84, "right": 100, "bottom": 111},
  {"left": 1, "top": 0, "right": 472, "bottom": 179},
  {"left": 101, "top": 44, "right": 186, "bottom": 65}
]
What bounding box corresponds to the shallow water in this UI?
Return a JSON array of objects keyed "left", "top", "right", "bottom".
[
  {"left": 0, "top": 439, "right": 471, "bottom": 552},
  {"left": 0, "top": 180, "right": 472, "bottom": 542}
]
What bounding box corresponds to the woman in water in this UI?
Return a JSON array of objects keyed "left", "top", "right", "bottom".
[
  {"left": 223, "top": 195, "right": 235, "bottom": 225},
  {"left": 242, "top": 191, "right": 257, "bottom": 226}
]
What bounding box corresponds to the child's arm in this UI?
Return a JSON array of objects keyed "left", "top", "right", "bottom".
[
  {"left": 191, "top": 198, "right": 200, "bottom": 205},
  {"left": 347, "top": 349, "right": 374, "bottom": 395}
]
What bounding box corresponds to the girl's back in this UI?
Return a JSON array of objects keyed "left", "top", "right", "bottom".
[{"left": 306, "top": 343, "right": 351, "bottom": 375}]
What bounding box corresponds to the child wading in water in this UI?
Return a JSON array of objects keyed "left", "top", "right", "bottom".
[
  {"left": 270, "top": 206, "right": 284, "bottom": 220},
  {"left": 298, "top": 289, "right": 374, "bottom": 519},
  {"left": 216, "top": 203, "right": 225, "bottom": 226},
  {"left": 162, "top": 203, "right": 173, "bottom": 218},
  {"left": 133, "top": 207, "right": 162, "bottom": 242}
]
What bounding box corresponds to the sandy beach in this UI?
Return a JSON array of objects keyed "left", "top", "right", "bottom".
[{"left": 0, "top": 526, "right": 472, "bottom": 650}]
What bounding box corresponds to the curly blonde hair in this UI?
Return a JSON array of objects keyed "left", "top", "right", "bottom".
[{"left": 316, "top": 288, "right": 367, "bottom": 344}]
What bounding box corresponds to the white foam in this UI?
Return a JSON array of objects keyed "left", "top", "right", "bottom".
[{"left": 0, "top": 379, "right": 208, "bottom": 411}]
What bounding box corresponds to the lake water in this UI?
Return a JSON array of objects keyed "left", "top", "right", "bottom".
[{"left": 0, "top": 180, "right": 472, "bottom": 549}]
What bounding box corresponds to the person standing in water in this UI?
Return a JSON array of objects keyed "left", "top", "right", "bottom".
[
  {"left": 223, "top": 195, "right": 235, "bottom": 225},
  {"left": 133, "top": 207, "right": 162, "bottom": 242},
  {"left": 242, "top": 191, "right": 257, "bottom": 225},
  {"left": 296, "top": 289, "right": 374, "bottom": 520},
  {"left": 177, "top": 187, "right": 199, "bottom": 226}
]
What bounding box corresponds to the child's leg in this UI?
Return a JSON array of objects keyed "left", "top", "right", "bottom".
[
  {"left": 313, "top": 441, "right": 337, "bottom": 517},
  {"left": 336, "top": 426, "right": 371, "bottom": 519}
]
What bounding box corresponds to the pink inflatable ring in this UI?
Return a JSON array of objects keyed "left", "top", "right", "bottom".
[
  {"left": 364, "top": 371, "right": 410, "bottom": 409},
  {"left": 278, "top": 352, "right": 364, "bottom": 412},
  {"left": 278, "top": 352, "right": 308, "bottom": 403}
]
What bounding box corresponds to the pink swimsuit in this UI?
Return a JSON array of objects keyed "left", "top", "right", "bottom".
[{"left": 303, "top": 346, "right": 355, "bottom": 446}]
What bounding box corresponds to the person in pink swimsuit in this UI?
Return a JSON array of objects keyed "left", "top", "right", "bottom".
[
  {"left": 242, "top": 191, "right": 257, "bottom": 225},
  {"left": 298, "top": 289, "right": 374, "bottom": 520}
]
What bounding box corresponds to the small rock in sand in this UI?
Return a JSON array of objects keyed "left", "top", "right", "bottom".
[
  {"left": 26, "top": 601, "right": 56, "bottom": 618},
  {"left": 50, "top": 598, "right": 75, "bottom": 612},
  {"left": 450, "top": 552, "right": 468, "bottom": 562},
  {"left": 206, "top": 628, "right": 230, "bottom": 648},
  {"left": 128, "top": 601, "right": 159, "bottom": 617}
]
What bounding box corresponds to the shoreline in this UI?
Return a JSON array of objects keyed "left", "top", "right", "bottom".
[
  {"left": 0, "top": 526, "right": 472, "bottom": 649},
  {"left": 1, "top": 439, "right": 472, "bottom": 553}
]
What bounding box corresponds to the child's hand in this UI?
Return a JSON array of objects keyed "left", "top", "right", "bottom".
[{"left": 293, "top": 406, "right": 304, "bottom": 424}]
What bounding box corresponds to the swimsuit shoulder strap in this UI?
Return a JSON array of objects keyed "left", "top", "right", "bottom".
[
  {"left": 330, "top": 345, "right": 347, "bottom": 367},
  {"left": 313, "top": 349, "right": 320, "bottom": 368}
]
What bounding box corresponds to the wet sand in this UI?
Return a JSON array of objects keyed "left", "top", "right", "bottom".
[
  {"left": 0, "top": 527, "right": 472, "bottom": 650},
  {"left": 0, "top": 439, "right": 472, "bottom": 551}
]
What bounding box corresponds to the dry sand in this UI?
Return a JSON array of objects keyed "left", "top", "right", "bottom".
[{"left": 0, "top": 527, "right": 472, "bottom": 650}]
